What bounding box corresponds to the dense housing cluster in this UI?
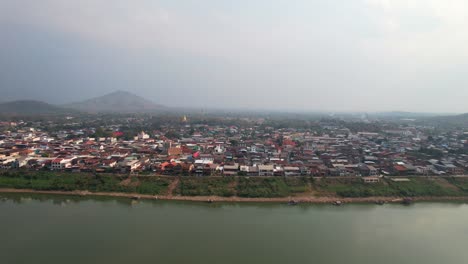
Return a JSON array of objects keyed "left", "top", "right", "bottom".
[{"left": 1, "top": 115, "right": 468, "bottom": 179}]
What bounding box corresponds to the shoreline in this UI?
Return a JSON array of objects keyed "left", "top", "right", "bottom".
[{"left": 2, "top": 188, "right": 468, "bottom": 204}]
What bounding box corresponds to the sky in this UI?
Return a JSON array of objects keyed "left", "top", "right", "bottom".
[{"left": 1, "top": 0, "right": 468, "bottom": 113}]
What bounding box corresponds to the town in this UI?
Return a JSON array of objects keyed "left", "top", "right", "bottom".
[{"left": 1, "top": 113, "right": 467, "bottom": 180}]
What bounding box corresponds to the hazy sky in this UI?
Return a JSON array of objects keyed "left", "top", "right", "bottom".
[{"left": 1, "top": 0, "right": 468, "bottom": 113}]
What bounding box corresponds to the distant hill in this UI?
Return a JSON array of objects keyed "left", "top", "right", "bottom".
[
  {"left": 370, "top": 111, "right": 445, "bottom": 118},
  {"left": 424, "top": 112, "right": 468, "bottom": 128},
  {"left": 0, "top": 100, "right": 70, "bottom": 115},
  {"left": 65, "top": 90, "right": 165, "bottom": 113}
]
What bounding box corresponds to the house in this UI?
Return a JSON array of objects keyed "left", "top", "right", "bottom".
[
  {"left": 51, "top": 157, "right": 74, "bottom": 170},
  {"left": 223, "top": 164, "right": 239, "bottom": 176},
  {"left": 284, "top": 166, "right": 301, "bottom": 176},
  {"left": 271, "top": 165, "right": 283, "bottom": 176},
  {"left": 368, "top": 165, "right": 378, "bottom": 176},
  {"left": 0, "top": 158, "right": 17, "bottom": 169},
  {"left": 239, "top": 165, "right": 259, "bottom": 176},
  {"left": 332, "top": 164, "right": 347, "bottom": 176},
  {"left": 194, "top": 159, "right": 214, "bottom": 176},
  {"left": 101, "top": 159, "right": 117, "bottom": 168},
  {"left": 393, "top": 164, "right": 408, "bottom": 176},
  {"left": 137, "top": 131, "right": 150, "bottom": 140},
  {"left": 199, "top": 154, "right": 214, "bottom": 162},
  {"left": 258, "top": 165, "right": 274, "bottom": 176},
  {"left": 359, "top": 164, "right": 378, "bottom": 176},
  {"left": 119, "top": 159, "right": 141, "bottom": 172},
  {"left": 160, "top": 162, "right": 181, "bottom": 175},
  {"left": 168, "top": 147, "right": 182, "bottom": 156}
]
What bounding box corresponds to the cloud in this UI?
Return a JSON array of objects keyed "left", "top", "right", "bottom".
[
  {"left": 0, "top": 1, "right": 174, "bottom": 49},
  {"left": 362, "top": 0, "right": 468, "bottom": 66},
  {"left": 0, "top": 1, "right": 365, "bottom": 62},
  {"left": 1, "top": 0, "right": 468, "bottom": 112}
]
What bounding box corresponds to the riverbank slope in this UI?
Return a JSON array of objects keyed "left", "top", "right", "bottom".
[
  {"left": 3, "top": 171, "right": 468, "bottom": 203},
  {"left": 2, "top": 188, "right": 468, "bottom": 204}
]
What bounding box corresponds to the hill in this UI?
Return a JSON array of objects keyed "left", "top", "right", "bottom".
[
  {"left": 423, "top": 112, "right": 468, "bottom": 128},
  {"left": 65, "top": 90, "right": 165, "bottom": 113},
  {"left": 0, "top": 100, "right": 70, "bottom": 115},
  {"left": 371, "top": 111, "right": 443, "bottom": 118}
]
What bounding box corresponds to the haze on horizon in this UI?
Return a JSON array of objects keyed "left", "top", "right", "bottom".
[{"left": 1, "top": 0, "right": 467, "bottom": 113}]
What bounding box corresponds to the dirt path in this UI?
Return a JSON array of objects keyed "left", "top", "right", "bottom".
[
  {"left": 2, "top": 188, "right": 468, "bottom": 204},
  {"left": 166, "top": 178, "right": 180, "bottom": 197},
  {"left": 433, "top": 177, "right": 461, "bottom": 192}
]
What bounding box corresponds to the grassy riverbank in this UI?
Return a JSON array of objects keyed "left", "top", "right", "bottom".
[
  {"left": 1, "top": 171, "right": 468, "bottom": 202},
  {"left": 0, "top": 171, "right": 172, "bottom": 195},
  {"left": 314, "top": 177, "right": 464, "bottom": 197}
]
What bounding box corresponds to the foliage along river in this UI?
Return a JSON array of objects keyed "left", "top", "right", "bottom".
[{"left": 1, "top": 193, "right": 468, "bottom": 264}]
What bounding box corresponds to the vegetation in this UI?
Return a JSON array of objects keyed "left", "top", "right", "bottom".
[
  {"left": 178, "top": 177, "right": 236, "bottom": 197},
  {"left": 284, "top": 177, "right": 311, "bottom": 194},
  {"left": 135, "top": 177, "right": 172, "bottom": 195},
  {"left": 237, "top": 177, "right": 310, "bottom": 198},
  {"left": 0, "top": 171, "right": 465, "bottom": 199},
  {"left": 0, "top": 171, "right": 171, "bottom": 195},
  {"left": 91, "top": 126, "right": 113, "bottom": 138},
  {"left": 314, "top": 177, "right": 463, "bottom": 197},
  {"left": 386, "top": 178, "right": 462, "bottom": 197},
  {"left": 314, "top": 178, "right": 396, "bottom": 197},
  {"left": 446, "top": 177, "right": 468, "bottom": 193},
  {"left": 164, "top": 131, "right": 181, "bottom": 140}
]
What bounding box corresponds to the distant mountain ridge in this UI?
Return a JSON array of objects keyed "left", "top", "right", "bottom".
[
  {"left": 427, "top": 112, "right": 468, "bottom": 127},
  {"left": 0, "top": 91, "right": 165, "bottom": 115},
  {"left": 0, "top": 100, "right": 71, "bottom": 115},
  {"left": 64, "top": 90, "right": 165, "bottom": 113}
]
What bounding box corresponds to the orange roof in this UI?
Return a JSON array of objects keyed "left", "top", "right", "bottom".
[{"left": 168, "top": 147, "right": 182, "bottom": 156}]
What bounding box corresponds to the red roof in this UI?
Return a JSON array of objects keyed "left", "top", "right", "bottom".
[
  {"left": 181, "top": 146, "right": 193, "bottom": 154},
  {"left": 394, "top": 165, "right": 407, "bottom": 172},
  {"left": 113, "top": 131, "right": 124, "bottom": 137},
  {"left": 283, "top": 139, "right": 296, "bottom": 147}
]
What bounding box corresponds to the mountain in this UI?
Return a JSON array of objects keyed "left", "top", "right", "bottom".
[
  {"left": 0, "top": 100, "right": 70, "bottom": 115},
  {"left": 65, "top": 90, "right": 165, "bottom": 113}
]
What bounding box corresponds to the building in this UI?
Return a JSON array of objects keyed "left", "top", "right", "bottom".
[
  {"left": 223, "top": 164, "right": 239, "bottom": 176},
  {"left": 51, "top": 157, "right": 74, "bottom": 170},
  {"left": 258, "top": 165, "right": 274, "bottom": 176},
  {"left": 137, "top": 131, "right": 150, "bottom": 140},
  {"left": 362, "top": 177, "right": 380, "bottom": 183},
  {"left": 284, "top": 166, "right": 301, "bottom": 176}
]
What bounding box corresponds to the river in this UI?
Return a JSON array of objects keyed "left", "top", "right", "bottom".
[{"left": 1, "top": 193, "right": 468, "bottom": 264}]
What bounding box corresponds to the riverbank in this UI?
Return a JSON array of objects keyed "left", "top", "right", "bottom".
[
  {"left": 3, "top": 171, "right": 468, "bottom": 203},
  {"left": 2, "top": 188, "right": 468, "bottom": 204}
]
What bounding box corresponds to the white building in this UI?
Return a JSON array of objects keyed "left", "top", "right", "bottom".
[
  {"left": 138, "top": 131, "right": 150, "bottom": 140},
  {"left": 51, "top": 157, "right": 75, "bottom": 170}
]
